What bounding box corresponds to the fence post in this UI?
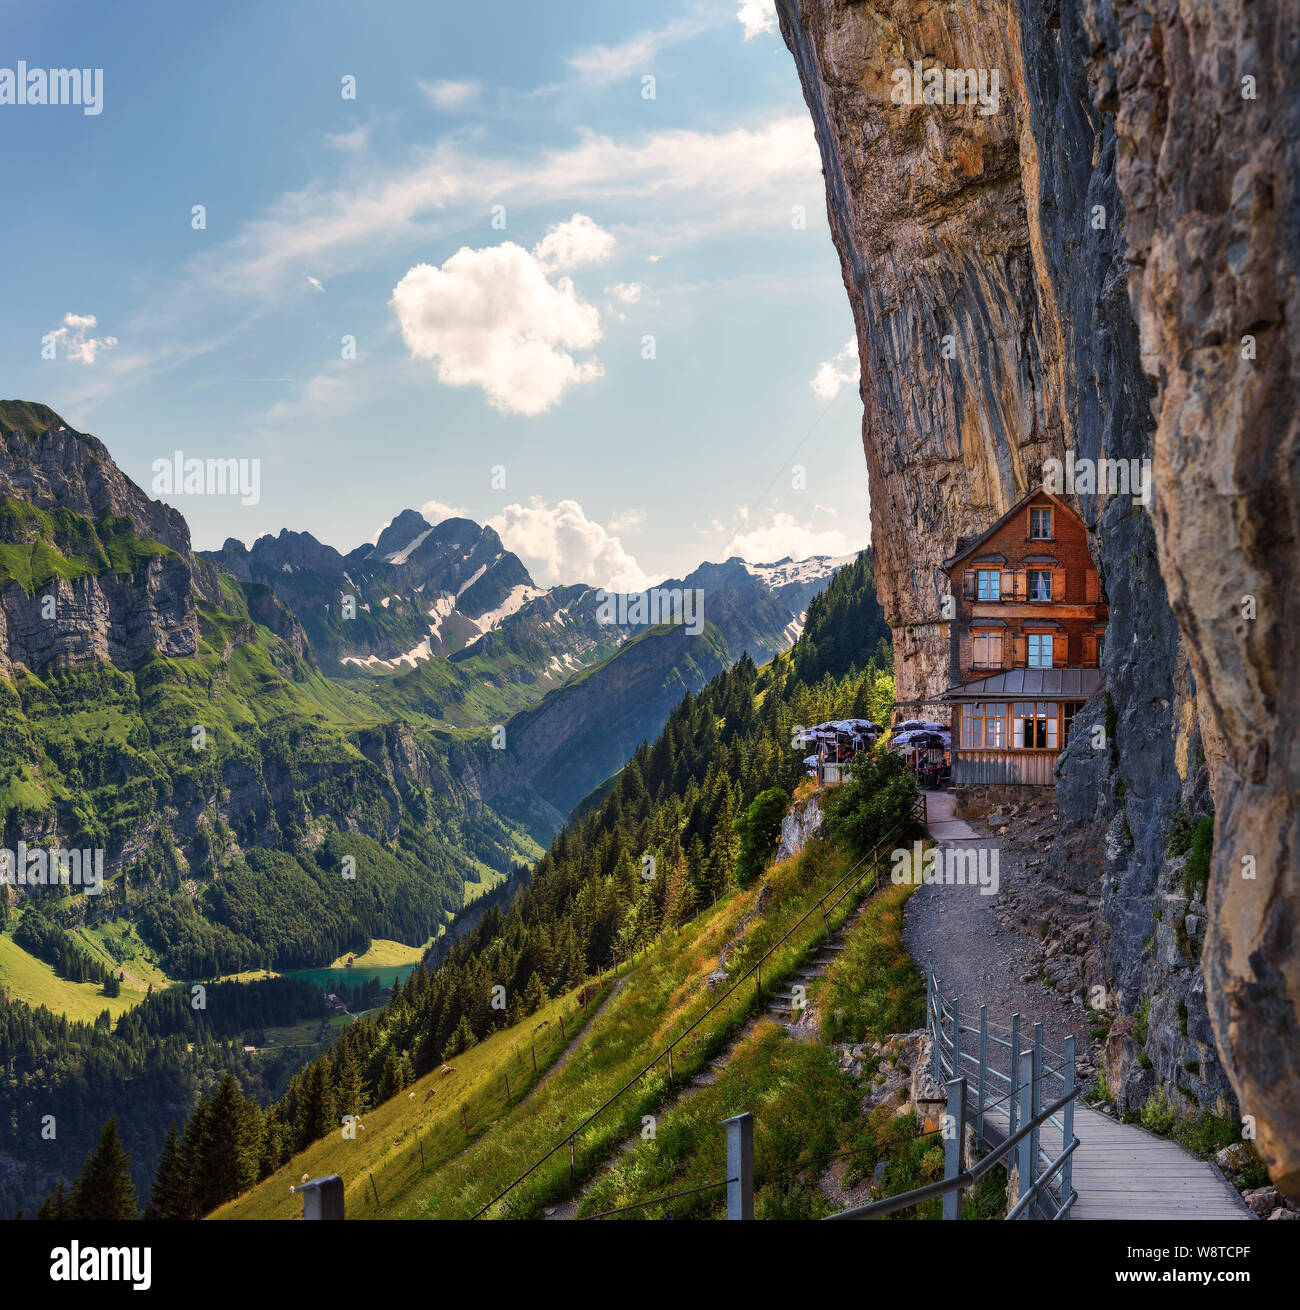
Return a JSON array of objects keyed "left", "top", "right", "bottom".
[
  {"left": 1031, "top": 1021, "right": 1043, "bottom": 1205},
  {"left": 942, "top": 1077, "right": 968, "bottom": 1220},
  {"left": 1062, "top": 1034, "right": 1076, "bottom": 1218},
  {"left": 1008, "top": 1013, "right": 1021, "bottom": 1138},
  {"left": 568, "top": 1133, "right": 576, "bottom": 1179},
  {"left": 722, "top": 1113, "right": 754, "bottom": 1220},
  {"left": 297, "top": 1174, "right": 344, "bottom": 1220},
  {"left": 976, "top": 1005, "right": 988, "bottom": 1142},
  {"left": 952, "top": 997, "right": 961, "bottom": 1084},
  {"left": 1015, "top": 1045, "right": 1033, "bottom": 1220}
]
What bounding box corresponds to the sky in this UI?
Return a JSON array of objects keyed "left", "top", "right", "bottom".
[{"left": 1, "top": 0, "right": 869, "bottom": 590}]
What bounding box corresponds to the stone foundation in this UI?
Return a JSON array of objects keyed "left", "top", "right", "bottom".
[{"left": 953, "top": 784, "right": 1054, "bottom": 818}]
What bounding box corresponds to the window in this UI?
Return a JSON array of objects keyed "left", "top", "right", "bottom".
[
  {"left": 1063, "top": 701, "right": 1084, "bottom": 747},
  {"left": 976, "top": 569, "right": 1000, "bottom": 600},
  {"left": 1028, "top": 569, "right": 1052, "bottom": 601},
  {"left": 1029, "top": 507, "right": 1053, "bottom": 539},
  {"left": 1026, "top": 632, "right": 1054, "bottom": 668},
  {"left": 971, "top": 629, "right": 1002, "bottom": 667},
  {"left": 1012, "top": 703, "right": 1059, "bottom": 750},
  {"left": 961, "top": 703, "right": 1006, "bottom": 749}
]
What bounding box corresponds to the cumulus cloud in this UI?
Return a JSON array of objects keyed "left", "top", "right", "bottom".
[
  {"left": 532, "top": 213, "right": 616, "bottom": 272},
  {"left": 566, "top": 16, "right": 718, "bottom": 83},
  {"left": 606, "top": 281, "right": 644, "bottom": 304},
  {"left": 417, "top": 497, "right": 469, "bottom": 525},
  {"left": 810, "top": 337, "right": 858, "bottom": 400},
  {"left": 419, "top": 79, "right": 480, "bottom": 111},
  {"left": 737, "top": 0, "right": 777, "bottom": 40},
  {"left": 489, "top": 497, "right": 654, "bottom": 592},
  {"left": 725, "top": 510, "right": 857, "bottom": 563},
  {"left": 391, "top": 237, "right": 606, "bottom": 416},
  {"left": 47, "top": 313, "right": 117, "bottom": 364}
]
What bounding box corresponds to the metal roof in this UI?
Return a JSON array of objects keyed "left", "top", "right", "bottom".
[{"left": 945, "top": 667, "right": 1103, "bottom": 700}]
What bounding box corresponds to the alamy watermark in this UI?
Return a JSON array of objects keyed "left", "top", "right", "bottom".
[
  {"left": 1042, "top": 454, "right": 1151, "bottom": 506},
  {"left": 595, "top": 587, "right": 705, "bottom": 636},
  {"left": 891, "top": 841, "right": 999, "bottom": 896},
  {"left": 0, "top": 843, "right": 104, "bottom": 895},
  {"left": 890, "top": 61, "right": 1000, "bottom": 116},
  {"left": 0, "top": 63, "right": 102, "bottom": 115},
  {"left": 151, "top": 451, "right": 261, "bottom": 506}
]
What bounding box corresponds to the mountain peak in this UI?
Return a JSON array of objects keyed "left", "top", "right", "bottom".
[{"left": 372, "top": 508, "right": 433, "bottom": 560}]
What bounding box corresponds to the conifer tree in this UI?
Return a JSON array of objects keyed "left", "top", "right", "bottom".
[{"left": 71, "top": 1117, "right": 137, "bottom": 1220}]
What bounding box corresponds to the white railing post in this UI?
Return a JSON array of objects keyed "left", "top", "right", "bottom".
[
  {"left": 1008, "top": 1013, "right": 1021, "bottom": 1138},
  {"left": 942, "top": 1077, "right": 968, "bottom": 1220},
  {"left": 296, "top": 1174, "right": 344, "bottom": 1220},
  {"left": 1031, "top": 1021, "right": 1044, "bottom": 1197},
  {"left": 722, "top": 1113, "right": 753, "bottom": 1220},
  {"left": 976, "top": 1005, "right": 988, "bottom": 1142},
  {"left": 1062, "top": 1033, "right": 1076, "bottom": 1218},
  {"left": 1015, "top": 1045, "right": 1034, "bottom": 1220},
  {"left": 952, "top": 997, "right": 961, "bottom": 1086}
]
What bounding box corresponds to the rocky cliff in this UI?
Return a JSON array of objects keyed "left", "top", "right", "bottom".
[{"left": 779, "top": 0, "right": 1298, "bottom": 1192}]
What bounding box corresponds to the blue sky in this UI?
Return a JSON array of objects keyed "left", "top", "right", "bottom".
[{"left": 2, "top": 0, "right": 869, "bottom": 588}]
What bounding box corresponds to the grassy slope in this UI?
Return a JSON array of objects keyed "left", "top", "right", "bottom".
[
  {"left": 0, "top": 934, "right": 147, "bottom": 1023},
  {"left": 211, "top": 982, "right": 611, "bottom": 1220},
  {"left": 217, "top": 840, "right": 907, "bottom": 1221}
]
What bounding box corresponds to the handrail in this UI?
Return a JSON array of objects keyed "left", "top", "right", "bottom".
[
  {"left": 825, "top": 954, "right": 1080, "bottom": 1221},
  {"left": 471, "top": 792, "right": 928, "bottom": 1218}
]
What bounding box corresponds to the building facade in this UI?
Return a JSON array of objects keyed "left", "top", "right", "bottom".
[{"left": 943, "top": 490, "right": 1108, "bottom": 786}]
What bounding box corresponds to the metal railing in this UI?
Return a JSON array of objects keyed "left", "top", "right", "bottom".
[
  {"left": 468, "top": 792, "right": 928, "bottom": 1219},
  {"left": 822, "top": 957, "right": 1080, "bottom": 1221}
]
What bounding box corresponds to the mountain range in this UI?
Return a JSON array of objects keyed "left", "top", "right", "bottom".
[{"left": 0, "top": 400, "right": 852, "bottom": 978}]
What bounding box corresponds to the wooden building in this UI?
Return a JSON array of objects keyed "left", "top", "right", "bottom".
[{"left": 943, "top": 490, "right": 1108, "bottom": 786}]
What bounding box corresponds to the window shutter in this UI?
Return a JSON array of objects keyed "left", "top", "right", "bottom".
[
  {"left": 1083, "top": 633, "right": 1098, "bottom": 666},
  {"left": 1000, "top": 569, "right": 1014, "bottom": 597},
  {"left": 963, "top": 569, "right": 975, "bottom": 601},
  {"left": 994, "top": 631, "right": 1006, "bottom": 669},
  {"left": 1085, "top": 569, "right": 1100, "bottom": 603},
  {"left": 1053, "top": 633, "right": 1069, "bottom": 666},
  {"left": 1051, "top": 566, "right": 1066, "bottom": 601},
  {"left": 1010, "top": 634, "right": 1027, "bottom": 667}
]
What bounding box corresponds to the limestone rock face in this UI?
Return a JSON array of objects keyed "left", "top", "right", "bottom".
[
  {"left": 1079, "top": 0, "right": 1300, "bottom": 1198},
  {"left": 779, "top": 0, "right": 1298, "bottom": 1191}
]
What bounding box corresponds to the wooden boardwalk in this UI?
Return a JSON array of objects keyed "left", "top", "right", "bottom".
[{"left": 974, "top": 1057, "right": 1249, "bottom": 1219}]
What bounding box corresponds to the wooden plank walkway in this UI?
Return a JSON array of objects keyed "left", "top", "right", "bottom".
[{"left": 977, "top": 1077, "right": 1249, "bottom": 1219}]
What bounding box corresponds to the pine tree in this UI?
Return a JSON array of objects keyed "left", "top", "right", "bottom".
[
  {"left": 147, "top": 1123, "right": 194, "bottom": 1221},
  {"left": 71, "top": 1117, "right": 137, "bottom": 1220}
]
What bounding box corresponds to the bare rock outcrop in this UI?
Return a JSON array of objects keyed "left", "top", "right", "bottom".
[{"left": 778, "top": 0, "right": 1298, "bottom": 1191}]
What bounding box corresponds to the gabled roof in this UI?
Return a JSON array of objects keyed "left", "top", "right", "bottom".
[{"left": 943, "top": 489, "right": 1076, "bottom": 570}]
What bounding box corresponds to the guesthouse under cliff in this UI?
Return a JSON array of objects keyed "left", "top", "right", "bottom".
[{"left": 943, "top": 489, "right": 1108, "bottom": 789}]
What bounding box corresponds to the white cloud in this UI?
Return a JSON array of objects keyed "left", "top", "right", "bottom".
[
  {"left": 418, "top": 79, "right": 481, "bottom": 111},
  {"left": 47, "top": 313, "right": 117, "bottom": 364},
  {"left": 737, "top": 1, "right": 778, "bottom": 40},
  {"left": 725, "top": 510, "right": 856, "bottom": 562},
  {"left": 606, "top": 281, "right": 644, "bottom": 304},
  {"left": 566, "top": 16, "right": 719, "bottom": 83},
  {"left": 532, "top": 213, "right": 616, "bottom": 272},
  {"left": 306, "top": 275, "right": 324, "bottom": 292},
  {"left": 810, "top": 337, "right": 858, "bottom": 400},
  {"left": 606, "top": 507, "right": 646, "bottom": 533},
  {"left": 391, "top": 240, "right": 605, "bottom": 415},
  {"left": 175, "top": 116, "right": 819, "bottom": 303},
  {"left": 418, "top": 497, "right": 469, "bottom": 525},
  {"left": 325, "top": 124, "right": 370, "bottom": 152},
  {"left": 489, "top": 497, "right": 654, "bottom": 591}
]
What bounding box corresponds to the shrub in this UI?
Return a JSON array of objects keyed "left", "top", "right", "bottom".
[
  {"left": 823, "top": 750, "right": 921, "bottom": 860},
  {"left": 732, "top": 786, "right": 790, "bottom": 886}
]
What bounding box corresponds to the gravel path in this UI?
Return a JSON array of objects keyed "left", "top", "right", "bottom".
[{"left": 903, "top": 798, "right": 1092, "bottom": 1071}]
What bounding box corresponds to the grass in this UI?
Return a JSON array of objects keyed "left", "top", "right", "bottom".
[
  {"left": 816, "top": 880, "right": 924, "bottom": 1044},
  {"left": 210, "top": 982, "right": 608, "bottom": 1220},
  {"left": 577, "top": 1021, "right": 860, "bottom": 1219},
  {"left": 0, "top": 931, "right": 149, "bottom": 1022},
  {"left": 219, "top": 840, "right": 883, "bottom": 1220},
  {"left": 326, "top": 938, "right": 436, "bottom": 970}
]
